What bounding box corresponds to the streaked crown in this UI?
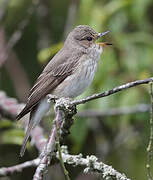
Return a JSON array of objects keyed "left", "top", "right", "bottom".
[{"left": 65, "top": 25, "right": 99, "bottom": 49}]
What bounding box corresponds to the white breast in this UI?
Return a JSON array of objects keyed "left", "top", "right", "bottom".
[{"left": 53, "top": 44, "right": 103, "bottom": 98}]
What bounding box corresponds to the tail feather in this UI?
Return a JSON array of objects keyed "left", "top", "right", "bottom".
[
  {"left": 20, "top": 98, "right": 51, "bottom": 157},
  {"left": 20, "top": 122, "right": 33, "bottom": 157}
]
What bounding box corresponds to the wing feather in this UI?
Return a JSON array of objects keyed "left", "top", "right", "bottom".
[{"left": 16, "top": 49, "right": 82, "bottom": 120}]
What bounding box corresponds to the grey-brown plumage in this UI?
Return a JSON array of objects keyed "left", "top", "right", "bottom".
[{"left": 17, "top": 25, "right": 111, "bottom": 156}]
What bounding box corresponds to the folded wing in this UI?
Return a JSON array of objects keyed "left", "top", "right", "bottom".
[{"left": 16, "top": 49, "right": 82, "bottom": 120}]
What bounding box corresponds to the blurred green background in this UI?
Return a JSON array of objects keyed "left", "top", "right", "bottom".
[{"left": 0, "top": 0, "right": 153, "bottom": 179}]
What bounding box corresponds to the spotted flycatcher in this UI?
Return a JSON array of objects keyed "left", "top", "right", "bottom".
[{"left": 17, "top": 25, "right": 111, "bottom": 156}]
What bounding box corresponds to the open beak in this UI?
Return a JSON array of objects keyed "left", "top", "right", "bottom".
[
  {"left": 97, "top": 30, "right": 112, "bottom": 47},
  {"left": 98, "top": 42, "right": 112, "bottom": 47}
]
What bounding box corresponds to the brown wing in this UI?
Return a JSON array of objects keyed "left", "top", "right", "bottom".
[{"left": 16, "top": 49, "right": 82, "bottom": 120}]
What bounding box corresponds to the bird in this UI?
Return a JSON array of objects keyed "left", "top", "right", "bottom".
[{"left": 16, "top": 25, "right": 111, "bottom": 157}]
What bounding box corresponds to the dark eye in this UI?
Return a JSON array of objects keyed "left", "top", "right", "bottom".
[{"left": 87, "top": 37, "right": 93, "bottom": 41}]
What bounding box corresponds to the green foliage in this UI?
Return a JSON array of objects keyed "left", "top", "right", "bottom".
[
  {"left": 1, "top": 129, "right": 24, "bottom": 145},
  {"left": 38, "top": 42, "right": 63, "bottom": 63},
  {"left": 0, "top": 119, "right": 14, "bottom": 129}
]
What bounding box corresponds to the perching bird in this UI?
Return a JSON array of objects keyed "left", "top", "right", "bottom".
[{"left": 17, "top": 25, "right": 111, "bottom": 156}]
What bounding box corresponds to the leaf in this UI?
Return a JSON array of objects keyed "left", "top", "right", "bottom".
[{"left": 0, "top": 119, "right": 14, "bottom": 129}]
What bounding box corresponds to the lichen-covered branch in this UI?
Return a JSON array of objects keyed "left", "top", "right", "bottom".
[
  {"left": 58, "top": 146, "right": 131, "bottom": 180},
  {"left": 0, "top": 159, "right": 40, "bottom": 177},
  {"left": 71, "top": 77, "right": 153, "bottom": 105},
  {"left": 0, "top": 146, "right": 131, "bottom": 180},
  {"left": 0, "top": 77, "right": 153, "bottom": 180},
  {"left": 33, "top": 98, "right": 77, "bottom": 180}
]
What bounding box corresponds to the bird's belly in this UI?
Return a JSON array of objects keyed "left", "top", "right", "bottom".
[
  {"left": 66, "top": 63, "right": 97, "bottom": 97},
  {"left": 52, "top": 59, "right": 98, "bottom": 98}
]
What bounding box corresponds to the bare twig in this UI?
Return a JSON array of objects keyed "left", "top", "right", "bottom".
[
  {"left": 71, "top": 77, "right": 153, "bottom": 105},
  {"left": 4, "top": 51, "right": 31, "bottom": 101},
  {"left": 1, "top": 78, "right": 153, "bottom": 120},
  {"left": 64, "top": 0, "right": 78, "bottom": 38},
  {"left": 6, "top": 2, "right": 38, "bottom": 51},
  {"left": 0, "top": 158, "right": 40, "bottom": 177},
  {"left": 0, "top": 91, "right": 24, "bottom": 120},
  {"left": 1, "top": 91, "right": 150, "bottom": 120},
  {"left": 147, "top": 82, "right": 153, "bottom": 180},
  {"left": 0, "top": 0, "right": 9, "bottom": 22},
  {"left": 0, "top": 1, "right": 38, "bottom": 68}
]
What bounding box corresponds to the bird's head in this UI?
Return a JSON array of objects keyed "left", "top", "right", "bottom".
[{"left": 66, "top": 25, "right": 112, "bottom": 49}]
